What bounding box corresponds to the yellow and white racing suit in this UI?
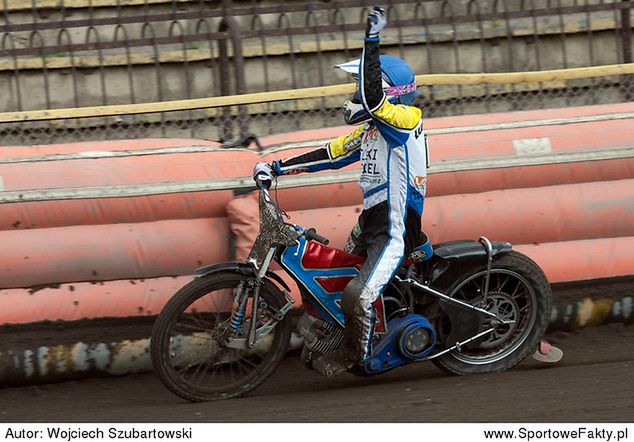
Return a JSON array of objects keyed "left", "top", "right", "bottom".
[{"left": 272, "top": 36, "right": 429, "bottom": 363}]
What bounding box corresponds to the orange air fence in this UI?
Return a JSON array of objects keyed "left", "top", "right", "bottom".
[
  {"left": 0, "top": 218, "right": 230, "bottom": 289},
  {"left": 1, "top": 103, "right": 634, "bottom": 325},
  {"left": 0, "top": 139, "right": 256, "bottom": 229},
  {"left": 226, "top": 186, "right": 634, "bottom": 277},
  {"left": 0, "top": 277, "right": 194, "bottom": 324}
]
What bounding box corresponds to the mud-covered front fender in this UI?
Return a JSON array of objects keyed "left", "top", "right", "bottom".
[{"left": 196, "top": 261, "right": 291, "bottom": 293}]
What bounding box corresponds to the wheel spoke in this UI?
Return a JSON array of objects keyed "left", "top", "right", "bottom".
[
  {"left": 175, "top": 360, "right": 198, "bottom": 375},
  {"left": 495, "top": 273, "right": 513, "bottom": 293},
  {"left": 190, "top": 353, "right": 218, "bottom": 386},
  {"left": 239, "top": 355, "right": 260, "bottom": 368},
  {"left": 235, "top": 355, "right": 259, "bottom": 375},
  {"left": 509, "top": 279, "right": 523, "bottom": 297},
  {"left": 234, "top": 358, "right": 252, "bottom": 375},
  {"left": 188, "top": 352, "right": 211, "bottom": 384},
  {"left": 184, "top": 312, "right": 212, "bottom": 333}
]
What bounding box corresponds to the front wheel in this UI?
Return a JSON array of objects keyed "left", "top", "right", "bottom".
[
  {"left": 433, "top": 251, "right": 551, "bottom": 375},
  {"left": 150, "top": 271, "right": 292, "bottom": 401}
]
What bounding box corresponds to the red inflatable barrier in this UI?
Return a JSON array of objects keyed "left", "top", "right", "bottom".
[
  {"left": 427, "top": 158, "right": 634, "bottom": 197},
  {"left": 424, "top": 178, "right": 634, "bottom": 244},
  {"left": 0, "top": 151, "right": 255, "bottom": 192},
  {"left": 0, "top": 276, "right": 195, "bottom": 324},
  {"left": 228, "top": 178, "right": 634, "bottom": 260},
  {"left": 226, "top": 192, "right": 359, "bottom": 262},
  {"left": 0, "top": 218, "right": 229, "bottom": 289},
  {"left": 0, "top": 149, "right": 258, "bottom": 229},
  {"left": 3, "top": 235, "right": 631, "bottom": 325},
  {"left": 6, "top": 154, "right": 630, "bottom": 230},
  {"left": 260, "top": 101, "right": 634, "bottom": 153},
  {"left": 516, "top": 237, "right": 634, "bottom": 283},
  {"left": 0, "top": 138, "right": 220, "bottom": 159},
  {"left": 4, "top": 103, "right": 633, "bottom": 229},
  {"left": 2, "top": 103, "right": 634, "bottom": 326},
  {"left": 257, "top": 101, "right": 634, "bottom": 210},
  {"left": 254, "top": 157, "right": 634, "bottom": 211},
  {"left": 0, "top": 192, "right": 232, "bottom": 231},
  {"left": 427, "top": 122, "right": 634, "bottom": 162}
]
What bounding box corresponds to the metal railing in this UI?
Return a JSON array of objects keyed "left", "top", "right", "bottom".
[
  {"left": 0, "top": 0, "right": 633, "bottom": 144},
  {"left": 1, "top": 63, "right": 633, "bottom": 145}
]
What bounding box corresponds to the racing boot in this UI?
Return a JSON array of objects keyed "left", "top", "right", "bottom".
[
  {"left": 531, "top": 340, "right": 563, "bottom": 363},
  {"left": 312, "top": 310, "right": 364, "bottom": 378},
  {"left": 312, "top": 348, "right": 354, "bottom": 378}
]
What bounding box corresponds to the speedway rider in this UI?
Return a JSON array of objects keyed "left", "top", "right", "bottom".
[
  {"left": 253, "top": 7, "right": 562, "bottom": 376},
  {"left": 253, "top": 7, "right": 426, "bottom": 376}
]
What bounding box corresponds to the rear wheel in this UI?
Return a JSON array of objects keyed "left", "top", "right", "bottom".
[
  {"left": 432, "top": 251, "right": 551, "bottom": 375},
  {"left": 150, "top": 271, "right": 292, "bottom": 401}
]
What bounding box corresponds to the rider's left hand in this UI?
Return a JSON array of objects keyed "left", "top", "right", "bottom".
[{"left": 366, "top": 6, "right": 387, "bottom": 38}]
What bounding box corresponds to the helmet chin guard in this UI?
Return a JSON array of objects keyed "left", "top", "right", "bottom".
[{"left": 343, "top": 94, "right": 372, "bottom": 125}]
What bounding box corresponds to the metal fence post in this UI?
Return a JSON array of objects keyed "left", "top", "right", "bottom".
[
  {"left": 621, "top": 0, "right": 632, "bottom": 101},
  {"left": 622, "top": 0, "right": 632, "bottom": 63},
  {"left": 218, "top": 0, "right": 248, "bottom": 141}
]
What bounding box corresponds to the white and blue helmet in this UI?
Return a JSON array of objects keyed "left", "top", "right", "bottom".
[
  {"left": 335, "top": 55, "right": 418, "bottom": 124},
  {"left": 336, "top": 55, "right": 417, "bottom": 105}
]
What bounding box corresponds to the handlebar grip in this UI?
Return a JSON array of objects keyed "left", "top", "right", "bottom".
[
  {"left": 305, "top": 228, "right": 329, "bottom": 245},
  {"left": 255, "top": 177, "right": 272, "bottom": 190}
]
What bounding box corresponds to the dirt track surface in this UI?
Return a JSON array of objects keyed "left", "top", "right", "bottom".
[{"left": 1, "top": 323, "right": 633, "bottom": 423}]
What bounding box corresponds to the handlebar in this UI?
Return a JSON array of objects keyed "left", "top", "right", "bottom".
[{"left": 305, "top": 228, "right": 330, "bottom": 245}]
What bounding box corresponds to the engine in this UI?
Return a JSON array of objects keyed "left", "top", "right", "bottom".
[
  {"left": 297, "top": 294, "right": 436, "bottom": 375},
  {"left": 296, "top": 312, "right": 344, "bottom": 355}
]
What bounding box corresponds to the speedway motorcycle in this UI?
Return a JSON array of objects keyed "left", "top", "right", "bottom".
[{"left": 150, "top": 179, "right": 551, "bottom": 402}]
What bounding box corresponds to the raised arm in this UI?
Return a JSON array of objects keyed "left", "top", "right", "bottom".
[
  {"left": 358, "top": 7, "right": 386, "bottom": 114},
  {"left": 358, "top": 7, "right": 422, "bottom": 139}
]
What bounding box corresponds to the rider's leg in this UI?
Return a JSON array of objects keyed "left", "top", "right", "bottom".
[
  {"left": 340, "top": 204, "right": 422, "bottom": 363},
  {"left": 339, "top": 229, "right": 392, "bottom": 364},
  {"left": 313, "top": 204, "right": 422, "bottom": 377}
]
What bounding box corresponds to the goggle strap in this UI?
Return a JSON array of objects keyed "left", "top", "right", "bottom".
[
  {"left": 383, "top": 81, "right": 417, "bottom": 96},
  {"left": 349, "top": 75, "right": 417, "bottom": 97}
]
